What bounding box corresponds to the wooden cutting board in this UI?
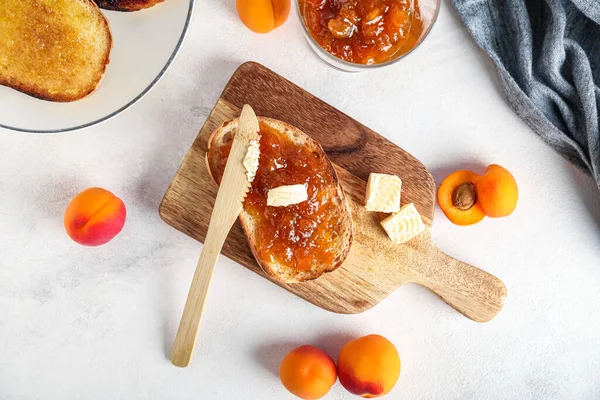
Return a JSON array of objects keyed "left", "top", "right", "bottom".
[{"left": 159, "top": 62, "right": 507, "bottom": 322}]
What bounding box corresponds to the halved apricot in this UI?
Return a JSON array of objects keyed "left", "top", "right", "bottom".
[{"left": 437, "top": 170, "right": 486, "bottom": 226}]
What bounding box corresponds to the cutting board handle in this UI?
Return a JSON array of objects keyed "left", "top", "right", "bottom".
[{"left": 407, "top": 243, "right": 507, "bottom": 322}]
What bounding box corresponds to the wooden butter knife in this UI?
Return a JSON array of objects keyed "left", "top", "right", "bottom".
[{"left": 171, "top": 104, "right": 260, "bottom": 368}]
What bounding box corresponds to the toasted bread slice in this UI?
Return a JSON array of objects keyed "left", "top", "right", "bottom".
[
  {"left": 206, "top": 117, "right": 353, "bottom": 283},
  {"left": 0, "top": 0, "right": 112, "bottom": 102},
  {"left": 94, "top": 0, "right": 165, "bottom": 11}
]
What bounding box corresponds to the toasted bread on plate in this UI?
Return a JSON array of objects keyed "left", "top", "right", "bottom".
[
  {"left": 0, "top": 0, "right": 112, "bottom": 102},
  {"left": 94, "top": 0, "right": 165, "bottom": 11},
  {"left": 206, "top": 117, "right": 353, "bottom": 283}
]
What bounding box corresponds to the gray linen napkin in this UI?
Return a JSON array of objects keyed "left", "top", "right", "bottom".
[{"left": 451, "top": 0, "right": 600, "bottom": 190}]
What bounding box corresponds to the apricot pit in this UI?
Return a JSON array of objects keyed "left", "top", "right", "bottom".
[{"left": 452, "top": 181, "right": 477, "bottom": 210}]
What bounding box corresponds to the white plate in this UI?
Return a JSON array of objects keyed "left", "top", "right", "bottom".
[{"left": 0, "top": 0, "right": 194, "bottom": 133}]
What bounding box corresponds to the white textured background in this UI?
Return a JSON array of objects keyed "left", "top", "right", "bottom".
[{"left": 1, "top": 0, "right": 600, "bottom": 399}]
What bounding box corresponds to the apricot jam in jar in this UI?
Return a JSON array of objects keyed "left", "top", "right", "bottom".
[{"left": 299, "top": 0, "right": 425, "bottom": 65}]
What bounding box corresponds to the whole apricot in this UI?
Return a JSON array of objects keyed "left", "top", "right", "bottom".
[
  {"left": 337, "top": 334, "right": 400, "bottom": 398},
  {"left": 236, "top": 0, "right": 291, "bottom": 34},
  {"left": 476, "top": 164, "right": 518, "bottom": 218},
  {"left": 280, "top": 345, "right": 337, "bottom": 399},
  {"left": 64, "top": 187, "right": 126, "bottom": 246}
]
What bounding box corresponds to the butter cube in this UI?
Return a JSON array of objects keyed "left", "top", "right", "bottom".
[
  {"left": 267, "top": 184, "right": 308, "bottom": 207},
  {"left": 364, "top": 173, "right": 402, "bottom": 213},
  {"left": 381, "top": 203, "right": 425, "bottom": 244}
]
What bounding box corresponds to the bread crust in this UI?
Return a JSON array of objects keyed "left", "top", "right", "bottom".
[
  {"left": 0, "top": 0, "right": 112, "bottom": 102},
  {"left": 94, "top": 0, "right": 165, "bottom": 11},
  {"left": 206, "top": 117, "right": 353, "bottom": 283}
]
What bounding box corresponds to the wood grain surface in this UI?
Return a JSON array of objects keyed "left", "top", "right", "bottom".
[{"left": 159, "top": 62, "right": 507, "bottom": 321}]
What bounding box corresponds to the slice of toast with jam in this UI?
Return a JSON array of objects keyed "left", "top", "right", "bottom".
[{"left": 206, "top": 117, "right": 353, "bottom": 283}]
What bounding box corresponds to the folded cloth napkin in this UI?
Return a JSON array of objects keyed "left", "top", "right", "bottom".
[{"left": 451, "top": 0, "right": 600, "bottom": 190}]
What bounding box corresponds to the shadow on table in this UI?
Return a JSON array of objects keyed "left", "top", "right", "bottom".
[
  {"left": 132, "top": 56, "right": 243, "bottom": 214},
  {"left": 18, "top": 173, "right": 87, "bottom": 228},
  {"left": 253, "top": 341, "right": 302, "bottom": 378},
  {"left": 252, "top": 332, "right": 360, "bottom": 377},
  {"left": 160, "top": 274, "right": 180, "bottom": 362},
  {"left": 135, "top": 56, "right": 246, "bottom": 362},
  {"left": 567, "top": 163, "right": 600, "bottom": 231},
  {"left": 429, "top": 161, "right": 487, "bottom": 190},
  {"left": 219, "top": 0, "right": 237, "bottom": 19},
  {"left": 311, "top": 332, "right": 361, "bottom": 359}
]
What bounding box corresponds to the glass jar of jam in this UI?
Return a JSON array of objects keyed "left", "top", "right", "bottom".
[{"left": 298, "top": 0, "right": 440, "bottom": 70}]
